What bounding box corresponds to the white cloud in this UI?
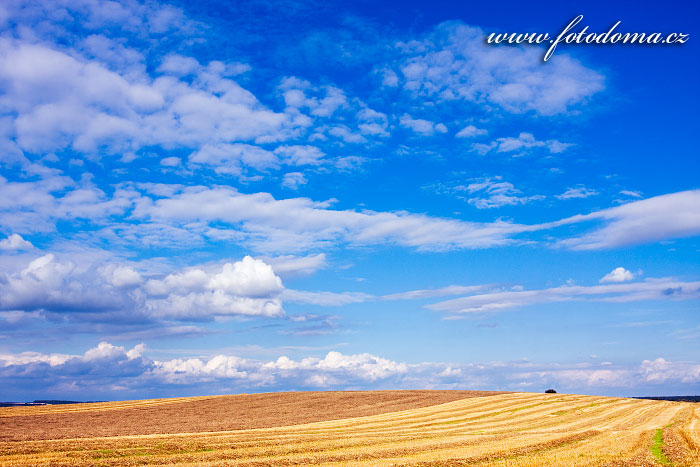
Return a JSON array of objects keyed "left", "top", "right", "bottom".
[
  {"left": 0, "top": 233, "right": 33, "bottom": 250},
  {"left": 427, "top": 277, "right": 700, "bottom": 315},
  {"left": 334, "top": 156, "right": 368, "bottom": 171},
  {"left": 0, "top": 174, "right": 137, "bottom": 233},
  {"left": 126, "top": 343, "right": 146, "bottom": 360},
  {"left": 3, "top": 174, "right": 699, "bottom": 254},
  {"left": 4, "top": 0, "right": 201, "bottom": 42},
  {"left": 0, "top": 254, "right": 285, "bottom": 321},
  {"left": 381, "top": 284, "right": 490, "bottom": 301},
  {"left": 156, "top": 355, "right": 251, "bottom": 383},
  {"left": 144, "top": 256, "right": 284, "bottom": 319},
  {"left": 399, "top": 114, "right": 448, "bottom": 136},
  {"left": 327, "top": 124, "right": 366, "bottom": 143},
  {"left": 157, "top": 54, "right": 200, "bottom": 76},
  {"left": 278, "top": 77, "right": 347, "bottom": 117},
  {"left": 357, "top": 108, "right": 389, "bottom": 136},
  {"left": 0, "top": 343, "right": 412, "bottom": 394},
  {"left": 274, "top": 145, "right": 325, "bottom": 165},
  {"left": 600, "top": 267, "right": 635, "bottom": 283},
  {"left": 283, "top": 283, "right": 494, "bottom": 306},
  {"left": 160, "top": 156, "right": 181, "bottom": 167},
  {"left": 281, "top": 172, "right": 307, "bottom": 190},
  {"left": 262, "top": 253, "right": 327, "bottom": 278},
  {"left": 432, "top": 177, "right": 544, "bottom": 209},
  {"left": 456, "top": 125, "right": 487, "bottom": 138},
  {"left": 99, "top": 264, "right": 142, "bottom": 288},
  {"left": 387, "top": 22, "right": 604, "bottom": 116},
  {"left": 282, "top": 289, "right": 373, "bottom": 306},
  {"left": 620, "top": 190, "right": 643, "bottom": 198},
  {"left": 479, "top": 132, "right": 572, "bottom": 155},
  {"left": 640, "top": 358, "right": 700, "bottom": 383},
  {"left": 556, "top": 186, "right": 598, "bottom": 200},
  {"left": 188, "top": 143, "right": 279, "bottom": 176},
  {"left": 553, "top": 189, "right": 700, "bottom": 250},
  {"left": 84, "top": 342, "right": 138, "bottom": 361},
  {"left": 133, "top": 186, "right": 529, "bottom": 252},
  {"left": 378, "top": 68, "right": 399, "bottom": 87},
  {"left": 0, "top": 253, "right": 132, "bottom": 314},
  {"left": 209, "top": 258, "right": 283, "bottom": 297},
  {"left": 0, "top": 38, "right": 294, "bottom": 161},
  {"left": 524, "top": 368, "right": 631, "bottom": 387},
  {"left": 2, "top": 342, "right": 699, "bottom": 398},
  {"left": 0, "top": 350, "right": 72, "bottom": 367},
  {"left": 460, "top": 177, "right": 545, "bottom": 209},
  {"left": 314, "top": 351, "right": 408, "bottom": 380}
]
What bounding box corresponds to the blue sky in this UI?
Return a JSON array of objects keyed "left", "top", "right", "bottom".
[{"left": 0, "top": 0, "right": 698, "bottom": 401}]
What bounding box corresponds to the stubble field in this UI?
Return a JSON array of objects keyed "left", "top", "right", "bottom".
[{"left": 1, "top": 390, "right": 698, "bottom": 466}]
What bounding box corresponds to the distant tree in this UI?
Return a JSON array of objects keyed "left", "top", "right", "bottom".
[{"left": 545, "top": 389, "right": 557, "bottom": 394}]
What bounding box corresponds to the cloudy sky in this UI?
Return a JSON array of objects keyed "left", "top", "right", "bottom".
[{"left": 0, "top": 0, "right": 698, "bottom": 401}]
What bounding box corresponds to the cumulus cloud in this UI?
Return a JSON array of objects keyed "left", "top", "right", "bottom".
[
  {"left": 0, "top": 254, "right": 285, "bottom": 321},
  {"left": 0, "top": 343, "right": 411, "bottom": 398},
  {"left": 474, "top": 132, "right": 572, "bottom": 156},
  {"left": 334, "top": 155, "right": 368, "bottom": 171},
  {"left": 357, "top": 107, "right": 389, "bottom": 137},
  {"left": 188, "top": 144, "right": 279, "bottom": 176},
  {"left": 157, "top": 54, "right": 201, "bottom": 76},
  {"left": 461, "top": 177, "right": 544, "bottom": 209},
  {"left": 600, "top": 267, "right": 636, "bottom": 283},
  {"left": 160, "top": 156, "right": 181, "bottom": 167},
  {"left": 278, "top": 77, "right": 347, "bottom": 118},
  {"left": 281, "top": 172, "right": 307, "bottom": 190},
  {"left": 99, "top": 263, "right": 142, "bottom": 288},
  {"left": 385, "top": 22, "right": 604, "bottom": 116},
  {"left": 399, "top": 114, "right": 448, "bottom": 136},
  {"left": 378, "top": 68, "right": 399, "bottom": 87},
  {"left": 0, "top": 37, "right": 294, "bottom": 163},
  {"left": 144, "top": 256, "right": 284, "bottom": 319},
  {"left": 525, "top": 368, "right": 631, "bottom": 387},
  {"left": 0, "top": 341, "right": 153, "bottom": 399},
  {"left": 455, "top": 125, "right": 487, "bottom": 138},
  {"left": 0, "top": 173, "right": 139, "bottom": 233},
  {"left": 325, "top": 124, "right": 367, "bottom": 143},
  {"left": 274, "top": 145, "right": 325, "bottom": 165},
  {"left": 0, "top": 350, "right": 73, "bottom": 367},
  {"left": 84, "top": 341, "right": 142, "bottom": 362},
  {"left": 640, "top": 358, "right": 700, "bottom": 384},
  {"left": 3, "top": 0, "right": 201, "bottom": 44},
  {"left": 1, "top": 342, "right": 698, "bottom": 399},
  {"left": 430, "top": 177, "right": 544, "bottom": 209},
  {"left": 0, "top": 253, "right": 137, "bottom": 314},
  {"left": 0, "top": 233, "right": 33, "bottom": 250}
]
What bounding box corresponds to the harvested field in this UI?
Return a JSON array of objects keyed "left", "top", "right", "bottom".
[
  {"left": 1, "top": 391, "right": 698, "bottom": 466},
  {"left": 0, "top": 390, "right": 503, "bottom": 441}
]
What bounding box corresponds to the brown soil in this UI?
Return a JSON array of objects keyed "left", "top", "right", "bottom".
[{"left": 0, "top": 390, "right": 506, "bottom": 441}]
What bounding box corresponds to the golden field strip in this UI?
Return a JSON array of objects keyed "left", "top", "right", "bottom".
[{"left": 0, "top": 391, "right": 698, "bottom": 466}]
